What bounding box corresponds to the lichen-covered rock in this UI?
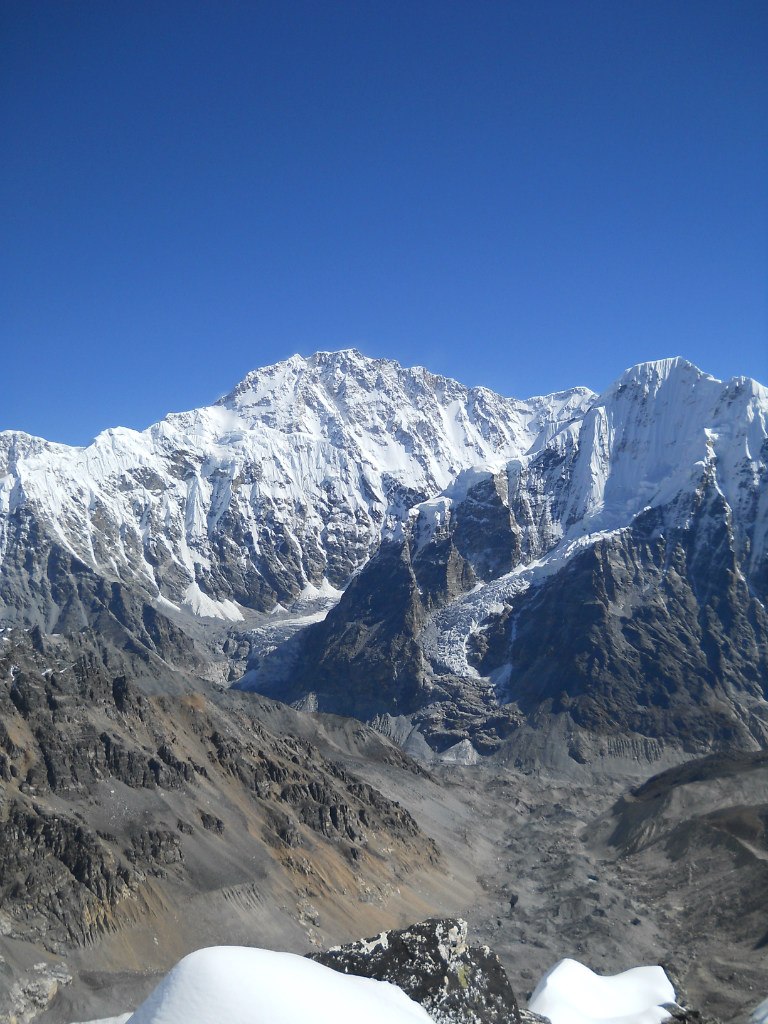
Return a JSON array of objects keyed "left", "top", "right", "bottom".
[{"left": 311, "top": 918, "right": 523, "bottom": 1024}]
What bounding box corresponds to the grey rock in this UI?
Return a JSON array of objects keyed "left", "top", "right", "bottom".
[
  {"left": 311, "top": 918, "right": 524, "bottom": 1024},
  {"left": 0, "top": 628, "right": 440, "bottom": 1015},
  {"left": 264, "top": 474, "right": 768, "bottom": 761}
]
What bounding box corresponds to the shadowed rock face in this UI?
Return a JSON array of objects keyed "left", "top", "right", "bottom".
[
  {"left": 585, "top": 750, "right": 768, "bottom": 1020},
  {"left": 0, "top": 522, "right": 203, "bottom": 664},
  {"left": 263, "top": 479, "right": 768, "bottom": 758},
  {"left": 311, "top": 918, "right": 526, "bottom": 1024},
  {"left": 275, "top": 541, "right": 430, "bottom": 719},
  {"left": 472, "top": 497, "right": 768, "bottom": 746},
  {"left": 664, "top": 1009, "right": 722, "bottom": 1024}
]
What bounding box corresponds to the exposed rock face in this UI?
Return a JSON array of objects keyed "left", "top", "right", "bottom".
[
  {"left": 0, "top": 627, "right": 441, "bottom": 1020},
  {"left": 249, "top": 358, "right": 768, "bottom": 761},
  {"left": 469, "top": 501, "right": 768, "bottom": 748},
  {"left": 312, "top": 918, "right": 524, "bottom": 1024},
  {"left": 264, "top": 490, "right": 768, "bottom": 756},
  {"left": 587, "top": 750, "right": 768, "bottom": 1020},
  {"left": 1, "top": 962, "right": 73, "bottom": 1024},
  {"left": 279, "top": 541, "right": 431, "bottom": 719},
  {"left": 664, "top": 1010, "right": 722, "bottom": 1024},
  {"left": 0, "top": 520, "right": 211, "bottom": 683}
]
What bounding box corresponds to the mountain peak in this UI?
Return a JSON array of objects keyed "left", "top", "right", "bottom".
[
  {"left": 0, "top": 349, "right": 596, "bottom": 621},
  {"left": 613, "top": 356, "right": 713, "bottom": 392}
]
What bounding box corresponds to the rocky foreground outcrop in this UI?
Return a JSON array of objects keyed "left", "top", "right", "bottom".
[
  {"left": 312, "top": 918, "right": 526, "bottom": 1024},
  {"left": 312, "top": 918, "right": 720, "bottom": 1024}
]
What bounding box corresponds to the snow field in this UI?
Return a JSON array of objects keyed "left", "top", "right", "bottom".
[
  {"left": 68, "top": 946, "right": 683, "bottom": 1024},
  {"left": 88, "top": 946, "right": 433, "bottom": 1024},
  {"left": 528, "top": 958, "right": 675, "bottom": 1024}
]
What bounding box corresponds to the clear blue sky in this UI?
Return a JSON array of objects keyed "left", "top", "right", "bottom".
[{"left": 2, "top": 1, "right": 767, "bottom": 445}]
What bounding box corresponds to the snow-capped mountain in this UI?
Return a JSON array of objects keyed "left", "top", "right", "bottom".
[
  {"left": 1, "top": 350, "right": 767, "bottom": 761},
  {"left": 250, "top": 357, "right": 768, "bottom": 759},
  {"left": 413, "top": 356, "right": 768, "bottom": 569},
  {"left": 0, "top": 350, "right": 593, "bottom": 628},
  {"left": 4, "top": 351, "right": 765, "bottom": 1024}
]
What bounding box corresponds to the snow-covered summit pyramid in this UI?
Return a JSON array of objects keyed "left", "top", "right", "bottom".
[{"left": 0, "top": 350, "right": 593, "bottom": 628}]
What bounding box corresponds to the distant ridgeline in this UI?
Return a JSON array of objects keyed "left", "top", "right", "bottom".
[{"left": 1, "top": 350, "right": 767, "bottom": 762}]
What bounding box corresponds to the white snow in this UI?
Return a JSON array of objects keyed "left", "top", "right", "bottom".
[
  {"left": 290, "top": 578, "right": 344, "bottom": 610},
  {"left": 182, "top": 582, "right": 244, "bottom": 621},
  {"left": 528, "top": 957, "right": 675, "bottom": 1024},
  {"left": 67, "top": 948, "right": 683, "bottom": 1024},
  {"left": 296, "top": 578, "right": 342, "bottom": 601},
  {"left": 0, "top": 350, "right": 596, "bottom": 618},
  {"left": 71, "top": 1017, "right": 131, "bottom": 1024},
  {"left": 752, "top": 996, "right": 768, "bottom": 1024},
  {"left": 439, "top": 738, "right": 480, "bottom": 765},
  {"left": 69, "top": 945, "right": 433, "bottom": 1024}
]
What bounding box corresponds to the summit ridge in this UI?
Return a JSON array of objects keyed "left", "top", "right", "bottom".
[{"left": 0, "top": 351, "right": 594, "bottom": 624}]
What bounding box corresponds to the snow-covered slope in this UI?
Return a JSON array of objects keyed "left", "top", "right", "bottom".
[
  {"left": 68, "top": 947, "right": 677, "bottom": 1024},
  {"left": 413, "top": 356, "right": 768, "bottom": 568},
  {"left": 528, "top": 958, "right": 675, "bottom": 1024},
  {"left": 410, "top": 356, "right": 768, "bottom": 679},
  {"left": 0, "top": 350, "right": 593, "bottom": 624},
  {"left": 253, "top": 357, "right": 768, "bottom": 757},
  {"left": 70, "top": 945, "right": 434, "bottom": 1024}
]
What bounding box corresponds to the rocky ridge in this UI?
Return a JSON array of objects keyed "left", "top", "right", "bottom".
[
  {"left": 246, "top": 358, "right": 768, "bottom": 761},
  {"left": 312, "top": 917, "right": 525, "bottom": 1024},
  {"left": 314, "top": 918, "right": 716, "bottom": 1024},
  {"left": 0, "top": 627, "right": 447, "bottom": 1022}
]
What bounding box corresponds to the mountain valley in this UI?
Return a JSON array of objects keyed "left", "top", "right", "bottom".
[{"left": 0, "top": 351, "right": 766, "bottom": 1022}]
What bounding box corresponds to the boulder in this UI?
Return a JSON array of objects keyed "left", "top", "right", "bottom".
[{"left": 311, "top": 917, "right": 525, "bottom": 1024}]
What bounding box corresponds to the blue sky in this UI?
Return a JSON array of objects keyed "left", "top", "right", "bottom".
[{"left": 2, "top": 1, "right": 767, "bottom": 445}]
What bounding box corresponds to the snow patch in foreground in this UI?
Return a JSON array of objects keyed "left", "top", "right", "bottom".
[
  {"left": 69, "top": 947, "right": 681, "bottom": 1024},
  {"left": 73, "top": 1016, "right": 131, "bottom": 1024},
  {"left": 76, "top": 946, "right": 433, "bottom": 1024},
  {"left": 528, "top": 957, "right": 675, "bottom": 1024}
]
